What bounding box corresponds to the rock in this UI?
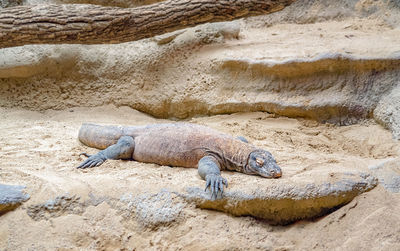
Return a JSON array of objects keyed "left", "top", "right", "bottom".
[
  {"left": 26, "top": 193, "right": 109, "bottom": 221},
  {"left": 1, "top": 35, "right": 399, "bottom": 139},
  {"left": 216, "top": 53, "right": 400, "bottom": 126},
  {"left": 121, "top": 189, "right": 186, "bottom": 228},
  {"left": 244, "top": 0, "right": 400, "bottom": 28},
  {"left": 0, "top": 184, "right": 30, "bottom": 214},
  {"left": 153, "top": 30, "right": 186, "bottom": 45},
  {"left": 153, "top": 21, "right": 241, "bottom": 45},
  {"left": 182, "top": 171, "right": 377, "bottom": 225},
  {"left": 1, "top": 1, "right": 399, "bottom": 139},
  {"left": 0, "top": 0, "right": 22, "bottom": 8},
  {"left": 369, "top": 158, "right": 400, "bottom": 193},
  {"left": 374, "top": 86, "right": 400, "bottom": 140},
  {"left": 26, "top": 195, "right": 84, "bottom": 221}
]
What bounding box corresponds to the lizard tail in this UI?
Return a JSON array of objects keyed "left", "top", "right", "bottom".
[{"left": 78, "top": 123, "right": 124, "bottom": 150}]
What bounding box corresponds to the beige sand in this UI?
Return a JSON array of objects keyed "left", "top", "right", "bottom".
[
  {"left": 1, "top": 0, "right": 400, "bottom": 249},
  {"left": 1, "top": 105, "right": 399, "bottom": 250}
]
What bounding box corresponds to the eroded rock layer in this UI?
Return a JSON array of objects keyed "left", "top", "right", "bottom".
[{"left": 1, "top": 4, "right": 400, "bottom": 136}]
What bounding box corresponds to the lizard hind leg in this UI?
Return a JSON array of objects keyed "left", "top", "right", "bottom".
[{"left": 77, "top": 136, "right": 135, "bottom": 169}]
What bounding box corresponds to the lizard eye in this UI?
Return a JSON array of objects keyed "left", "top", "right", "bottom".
[{"left": 256, "top": 158, "right": 264, "bottom": 166}]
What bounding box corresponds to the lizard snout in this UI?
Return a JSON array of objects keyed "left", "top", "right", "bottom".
[{"left": 260, "top": 163, "right": 282, "bottom": 178}]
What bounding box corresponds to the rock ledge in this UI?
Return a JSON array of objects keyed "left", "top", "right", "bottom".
[{"left": 183, "top": 172, "right": 376, "bottom": 224}]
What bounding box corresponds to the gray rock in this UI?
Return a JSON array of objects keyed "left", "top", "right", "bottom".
[
  {"left": 26, "top": 194, "right": 84, "bottom": 221},
  {"left": 0, "top": 184, "right": 30, "bottom": 214},
  {"left": 0, "top": 0, "right": 22, "bottom": 8},
  {"left": 374, "top": 86, "right": 400, "bottom": 140},
  {"left": 369, "top": 158, "right": 400, "bottom": 193},
  {"left": 122, "top": 189, "right": 186, "bottom": 228},
  {"left": 26, "top": 193, "right": 110, "bottom": 221},
  {"left": 182, "top": 172, "right": 377, "bottom": 225}
]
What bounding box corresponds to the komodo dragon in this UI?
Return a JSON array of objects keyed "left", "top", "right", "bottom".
[{"left": 77, "top": 123, "right": 282, "bottom": 199}]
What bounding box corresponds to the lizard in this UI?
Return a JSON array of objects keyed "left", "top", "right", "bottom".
[{"left": 77, "top": 122, "right": 282, "bottom": 199}]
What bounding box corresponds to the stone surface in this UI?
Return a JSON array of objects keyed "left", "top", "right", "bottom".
[
  {"left": 1, "top": 10, "right": 400, "bottom": 137},
  {"left": 26, "top": 195, "right": 85, "bottom": 220},
  {"left": 113, "top": 170, "right": 377, "bottom": 226},
  {"left": 244, "top": 0, "right": 400, "bottom": 28},
  {"left": 183, "top": 171, "right": 377, "bottom": 224},
  {"left": 0, "top": 0, "right": 22, "bottom": 8},
  {"left": 216, "top": 53, "right": 400, "bottom": 125},
  {"left": 374, "top": 86, "right": 400, "bottom": 140},
  {"left": 121, "top": 189, "right": 186, "bottom": 228},
  {"left": 369, "top": 158, "right": 400, "bottom": 192},
  {"left": 19, "top": 171, "right": 377, "bottom": 225},
  {"left": 0, "top": 184, "right": 30, "bottom": 214}
]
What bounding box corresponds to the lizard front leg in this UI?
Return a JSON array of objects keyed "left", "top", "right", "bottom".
[
  {"left": 77, "top": 136, "right": 135, "bottom": 169},
  {"left": 198, "top": 156, "right": 228, "bottom": 200}
]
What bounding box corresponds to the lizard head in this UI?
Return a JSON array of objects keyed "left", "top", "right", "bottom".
[{"left": 245, "top": 150, "right": 282, "bottom": 178}]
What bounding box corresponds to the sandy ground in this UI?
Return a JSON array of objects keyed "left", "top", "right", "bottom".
[
  {"left": 1, "top": 105, "right": 399, "bottom": 250},
  {"left": 1, "top": 1, "right": 400, "bottom": 249}
]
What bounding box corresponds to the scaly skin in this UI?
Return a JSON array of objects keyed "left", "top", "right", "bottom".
[{"left": 77, "top": 123, "right": 282, "bottom": 199}]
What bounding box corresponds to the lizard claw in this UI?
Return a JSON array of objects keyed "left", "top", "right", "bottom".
[
  {"left": 204, "top": 174, "right": 228, "bottom": 200},
  {"left": 77, "top": 152, "right": 106, "bottom": 169}
]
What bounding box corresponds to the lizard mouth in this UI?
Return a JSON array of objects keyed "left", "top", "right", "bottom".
[
  {"left": 258, "top": 165, "right": 282, "bottom": 178},
  {"left": 244, "top": 161, "right": 283, "bottom": 178},
  {"left": 272, "top": 172, "right": 282, "bottom": 178},
  {"left": 259, "top": 171, "right": 282, "bottom": 178}
]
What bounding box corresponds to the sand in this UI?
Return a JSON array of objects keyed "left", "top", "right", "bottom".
[
  {"left": 1, "top": 105, "right": 399, "bottom": 250},
  {"left": 1, "top": 0, "right": 400, "bottom": 249}
]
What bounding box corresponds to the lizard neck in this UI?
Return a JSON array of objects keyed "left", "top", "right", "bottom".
[{"left": 223, "top": 143, "right": 258, "bottom": 173}]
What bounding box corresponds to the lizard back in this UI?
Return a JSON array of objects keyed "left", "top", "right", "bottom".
[{"left": 78, "top": 123, "right": 256, "bottom": 169}]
